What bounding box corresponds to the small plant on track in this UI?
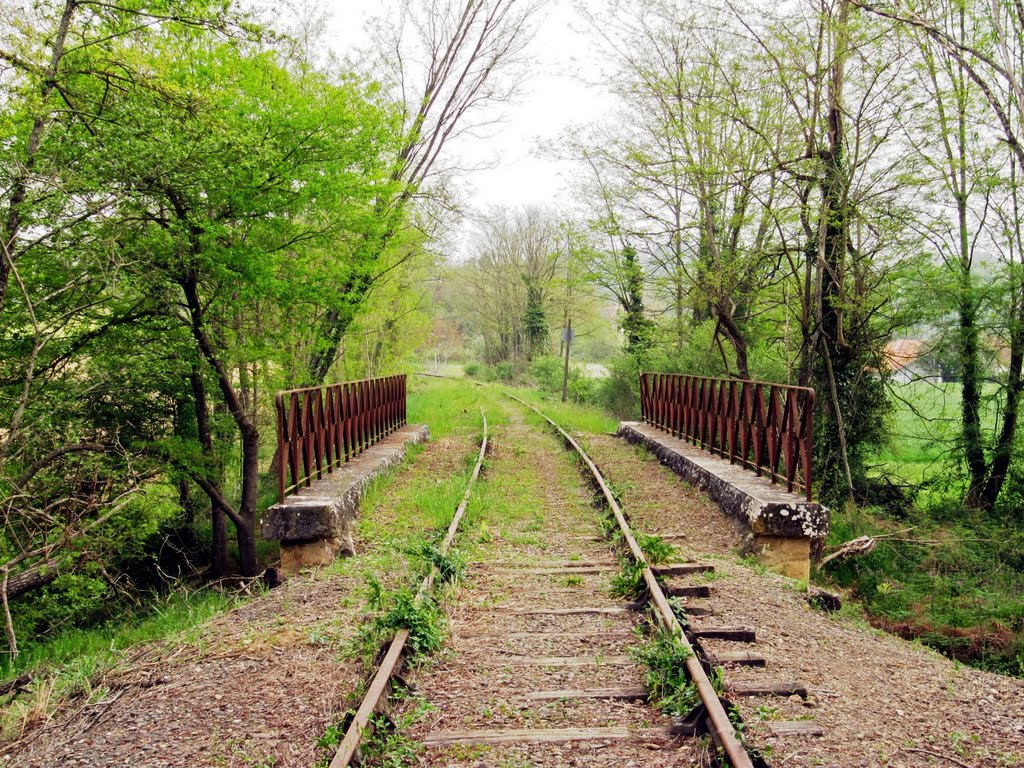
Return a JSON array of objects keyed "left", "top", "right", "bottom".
[
  {"left": 637, "top": 533, "right": 675, "bottom": 564},
  {"left": 610, "top": 560, "right": 647, "bottom": 601},
  {"left": 352, "top": 576, "right": 445, "bottom": 664},
  {"left": 412, "top": 541, "right": 465, "bottom": 585},
  {"left": 372, "top": 590, "right": 444, "bottom": 657},
  {"left": 631, "top": 634, "right": 699, "bottom": 716}
]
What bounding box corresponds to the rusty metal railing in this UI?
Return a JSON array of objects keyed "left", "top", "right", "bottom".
[
  {"left": 275, "top": 374, "right": 407, "bottom": 503},
  {"left": 639, "top": 373, "right": 815, "bottom": 500}
]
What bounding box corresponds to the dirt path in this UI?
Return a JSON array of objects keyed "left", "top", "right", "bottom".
[{"left": 398, "top": 423, "right": 703, "bottom": 766}]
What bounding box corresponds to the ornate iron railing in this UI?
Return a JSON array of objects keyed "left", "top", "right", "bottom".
[
  {"left": 639, "top": 373, "right": 815, "bottom": 500},
  {"left": 275, "top": 374, "right": 407, "bottom": 502}
]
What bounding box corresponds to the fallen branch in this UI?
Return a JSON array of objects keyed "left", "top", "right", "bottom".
[
  {"left": 0, "top": 672, "right": 31, "bottom": 697},
  {"left": 820, "top": 527, "right": 917, "bottom": 566},
  {"left": 820, "top": 535, "right": 877, "bottom": 566},
  {"left": 898, "top": 746, "right": 974, "bottom": 768},
  {"left": 1, "top": 566, "right": 18, "bottom": 659}
]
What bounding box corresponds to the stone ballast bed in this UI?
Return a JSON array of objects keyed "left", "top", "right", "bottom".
[{"left": 617, "top": 421, "right": 828, "bottom": 579}]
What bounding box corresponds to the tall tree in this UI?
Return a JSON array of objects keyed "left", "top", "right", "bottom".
[
  {"left": 859, "top": 0, "right": 1024, "bottom": 508},
  {"left": 306, "top": 0, "right": 540, "bottom": 382}
]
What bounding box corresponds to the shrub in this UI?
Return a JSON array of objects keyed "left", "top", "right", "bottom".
[
  {"left": 596, "top": 354, "right": 642, "bottom": 418},
  {"left": 630, "top": 635, "right": 698, "bottom": 715},
  {"left": 528, "top": 355, "right": 562, "bottom": 392},
  {"left": 528, "top": 355, "right": 595, "bottom": 403},
  {"left": 494, "top": 361, "right": 515, "bottom": 382}
]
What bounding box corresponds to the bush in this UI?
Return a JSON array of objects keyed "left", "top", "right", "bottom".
[
  {"left": 596, "top": 354, "right": 642, "bottom": 418},
  {"left": 528, "top": 355, "right": 562, "bottom": 391},
  {"left": 495, "top": 361, "right": 515, "bottom": 382},
  {"left": 463, "top": 362, "right": 495, "bottom": 381},
  {"left": 527, "top": 355, "right": 595, "bottom": 403}
]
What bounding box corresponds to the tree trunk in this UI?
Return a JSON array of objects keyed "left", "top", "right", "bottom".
[
  {"left": 237, "top": 430, "right": 261, "bottom": 577},
  {"left": 958, "top": 199, "right": 987, "bottom": 506},
  {"left": 982, "top": 159, "right": 1024, "bottom": 509},
  {"left": 4, "top": 560, "right": 59, "bottom": 599},
  {"left": 181, "top": 271, "right": 259, "bottom": 577},
  {"left": 561, "top": 316, "right": 571, "bottom": 403},
  {"left": 813, "top": 0, "right": 857, "bottom": 504},
  {"left": 715, "top": 307, "right": 750, "bottom": 379},
  {"left": 191, "top": 368, "right": 229, "bottom": 577}
]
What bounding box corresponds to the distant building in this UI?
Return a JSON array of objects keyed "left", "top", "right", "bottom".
[{"left": 882, "top": 339, "right": 942, "bottom": 384}]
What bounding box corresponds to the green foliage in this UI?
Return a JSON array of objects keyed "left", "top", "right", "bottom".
[
  {"left": 356, "top": 579, "right": 445, "bottom": 663},
  {"left": 630, "top": 635, "right": 698, "bottom": 716},
  {"left": 523, "top": 277, "right": 549, "bottom": 355},
  {"left": 529, "top": 355, "right": 562, "bottom": 391},
  {"left": 527, "top": 355, "right": 595, "bottom": 404},
  {"left": 620, "top": 246, "right": 654, "bottom": 355},
  {"left": 0, "top": 0, "right": 407, "bottom": 652},
  {"left": 495, "top": 361, "right": 516, "bottom": 382},
  {"left": 637, "top": 534, "right": 675, "bottom": 565},
  {"left": 822, "top": 505, "right": 1024, "bottom": 675},
  {"left": 361, "top": 694, "right": 432, "bottom": 767},
  {"left": 595, "top": 354, "right": 643, "bottom": 419},
  {"left": 610, "top": 560, "right": 648, "bottom": 601},
  {"left": 814, "top": 360, "right": 891, "bottom": 507},
  {"left": 413, "top": 543, "right": 465, "bottom": 586}
]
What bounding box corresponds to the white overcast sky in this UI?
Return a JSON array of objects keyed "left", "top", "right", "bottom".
[{"left": 317, "top": 0, "right": 614, "bottom": 212}]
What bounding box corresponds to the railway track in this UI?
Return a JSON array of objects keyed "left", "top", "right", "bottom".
[
  {"left": 328, "top": 410, "right": 489, "bottom": 767},
  {"left": 331, "top": 396, "right": 765, "bottom": 768}
]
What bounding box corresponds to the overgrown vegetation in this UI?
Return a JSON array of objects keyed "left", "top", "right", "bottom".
[
  {"left": 316, "top": 687, "right": 432, "bottom": 768},
  {"left": 354, "top": 577, "right": 446, "bottom": 663},
  {"left": 610, "top": 561, "right": 648, "bottom": 601},
  {"left": 822, "top": 507, "right": 1024, "bottom": 676},
  {"left": 630, "top": 634, "right": 699, "bottom": 716},
  {"left": 637, "top": 534, "right": 675, "bottom": 565}
]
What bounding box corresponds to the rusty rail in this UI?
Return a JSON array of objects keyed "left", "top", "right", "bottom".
[
  {"left": 275, "top": 374, "right": 407, "bottom": 503},
  {"left": 329, "top": 410, "right": 488, "bottom": 768},
  {"left": 639, "top": 373, "right": 815, "bottom": 501},
  {"left": 507, "top": 394, "right": 756, "bottom": 768}
]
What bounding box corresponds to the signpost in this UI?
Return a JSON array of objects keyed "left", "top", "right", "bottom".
[{"left": 561, "top": 319, "right": 573, "bottom": 402}]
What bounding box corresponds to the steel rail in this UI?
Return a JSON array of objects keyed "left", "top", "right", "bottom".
[
  {"left": 506, "top": 394, "right": 756, "bottom": 768},
  {"left": 329, "top": 409, "right": 489, "bottom": 768}
]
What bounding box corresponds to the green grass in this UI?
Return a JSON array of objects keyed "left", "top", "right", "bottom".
[
  {"left": 502, "top": 383, "right": 618, "bottom": 434},
  {"left": 829, "top": 380, "right": 1024, "bottom": 676},
  {"left": 873, "top": 380, "right": 1000, "bottom": 492},
  {"left": 822, "top": 505, "right": 1024, "bottom": 676}
]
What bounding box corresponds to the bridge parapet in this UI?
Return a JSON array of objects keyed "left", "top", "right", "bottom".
[
  {"left": 626, "top": 373, "right": 828, "bottom": 579},
  {"left": 262, "top": 375, "right": 427, "bottom": 572}
]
